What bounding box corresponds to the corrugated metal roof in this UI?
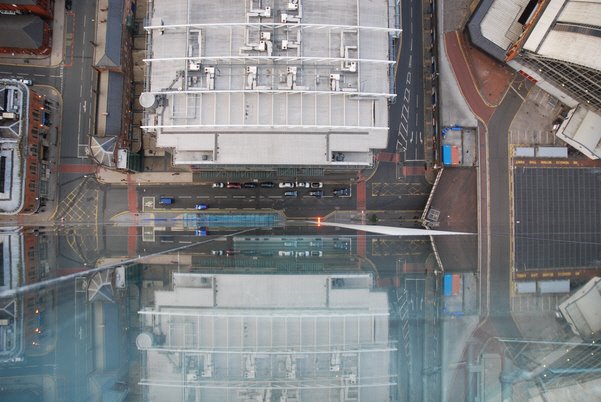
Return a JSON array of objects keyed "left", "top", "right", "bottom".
[
  {"left": 524, "top": 0, "right": 565, "bottom": 52},
  {"left": 0, "top": 15, "right": 44, "bottom": 49},
  {"left": 96, "top": 0, "right": 123, "bottom": 67},
  {"left": 145, "top": 0, "right": 393, "bottom": 166},
  {"left": 480, "top": 0, "right": 529, "bottom": 50},
  {"left": 105, "top": 72, "right": 124, "bottom": 135},
  {"left": 558, "top": 1, "right": 601, "bottom": 28},
  {"left": 537, "top": 30, "right": 601, "bottom": 70},
  {"left": 556, "top": 105, "right": 601, "bottom": 159}
]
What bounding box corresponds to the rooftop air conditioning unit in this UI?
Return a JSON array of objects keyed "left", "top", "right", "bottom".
[{"left": 260, "top": 32, "right": 271, "bottom": 41}]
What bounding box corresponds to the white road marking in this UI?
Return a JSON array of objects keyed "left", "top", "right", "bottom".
[{"left": 179, "top": 195, "right": 192, "bottom": 199}]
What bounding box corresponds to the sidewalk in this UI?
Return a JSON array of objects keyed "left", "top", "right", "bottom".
[
  {"left": 96, "top": 167, "right": 194, "bottom": 185},
  {"left": 0, "top": 0, "right": 65, "bottom": 67}
]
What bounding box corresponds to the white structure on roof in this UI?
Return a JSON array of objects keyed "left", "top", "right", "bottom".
[
  {"left": 522, "top": 0, "right": 601, "bottom": 71},
  {"left": 558, "top": 277, "right": 601, "bottom": 340},
  {"left": 142, "top": 0, "right": 399, "bottom": 166},
  {"left": 137, "top": 272, "right": 394, "bottom": 401},
  {"left": 555, "top": 105, "right": 601, "bottom": 159}
]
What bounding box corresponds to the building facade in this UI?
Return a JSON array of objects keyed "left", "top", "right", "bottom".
[{"left": 0, "top": 80, "right": 53, "bottom": 215}]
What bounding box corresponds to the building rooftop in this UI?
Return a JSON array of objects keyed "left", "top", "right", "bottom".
[
  {"left": 0, "top": 81, "right": 28, "bottom": 215},
  {"left": 141, "top": 0, "right": 399, "bottom": 166},
  {"left": 523, "top": 0, "right": 601, "bottom": 71},
  {"left": 0, "top": 14, "right": 45, "bottom": 50},
  {"left": 138, "top": 272, "right": 393, "bottom": 401}
]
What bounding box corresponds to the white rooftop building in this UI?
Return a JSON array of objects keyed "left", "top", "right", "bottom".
[
  {"left": 137, "top": 272, "right": 394, "bottom": 401},
  {"left": 141, "top": 0, "right": 399, "bottom": 167},
  {"left": 468, "top": 0, "right": 601, "bottom": 159}
]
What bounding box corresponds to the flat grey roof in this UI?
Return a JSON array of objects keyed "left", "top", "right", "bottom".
[
  {"left": 142, "top": 0, "right": 397, "bottom": 166},
  {"left": 139, "top": 273, "right": 393, "bottom": 401},
  {"left": 514, "top": 166, "right": 601, "bottom": 270}
]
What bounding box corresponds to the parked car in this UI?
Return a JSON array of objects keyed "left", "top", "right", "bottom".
[
  {"left": 260, "top": 182, "right": 275, "bottom": 188},
  {"left": 333, "top": 188, "right": 350, "bottom": 196},
  {"left": 212, "top": 182, "right": 225, "bottom": 188},
  {"left": 243, "top": 182, "right": 257, "bottom": 188},
  {"left": 284, "top": 190, "right": 298, "bottom": 197},
  {"left": 195, "top": 227, "right": 207, "bottom": 236},
  {"left": 309, "top": 190, "right": 323, "bottom": 197},
  {"left": 279, "top": 182, "right": 294, "bottom": 188},
  {"left": 226, "top": 182, "right": 241, "bottom": 189},
  {"left": 295, "top": 181, "right": 310, "bottom": 188},
  {"left": 159, "top": 197, "right": 174, "bottom": 205},
  {"left": 194, "top": 204, "right": 208, "bottom": 210},
  {"left": 18, "top": 79, "right": 32, "bottom": 86},
  {"left": 310, "top": 182, "right": 323, "bottom": 188},
  {"left": 278, "top": 250, "right": 294, "bottom": 257},
  {"left": 211, "top": 250, "right": 224, "bottom": 256}
]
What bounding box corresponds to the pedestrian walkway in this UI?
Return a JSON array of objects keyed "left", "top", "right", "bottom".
[
  {"left": 444, "top": 31, "right": 495, "bottom": 124},
  {"left": 96, "top": 167, "right": 194, "bottom": 185},
  {"left": 375, "top": 152, "right": 400, "bottom": 163}
]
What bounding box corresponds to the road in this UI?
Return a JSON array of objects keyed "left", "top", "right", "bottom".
[
  {"left": 136, "top": 181, "right": 429, "bottom": 219},
  {"left": 486, "top": 75, "right": 532, "bottom": 318},
  {"left": 0, "top": 1, "right": 98, "bottom": 188},
  {"left": 391, "top": 0, "right": 425, "bottom": 165}
]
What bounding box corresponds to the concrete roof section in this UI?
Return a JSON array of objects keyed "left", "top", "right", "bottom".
[
  {"left": 523, "top": 0, "right": 601, "bottom": 71},
  {"left": 138, "top": 272, "right": 393, "bottom": 401},
  {"left": 141, "top": 0, "right": 399, "bottom": 166},
  {"left": 559, "top": 277, "right": 601, "bottom": 340},
  {"left": 556, "top": 105, "right": 601, "bottom": 159},
  {"left": 480, "top": 0, "right": 529, "bottom": 51},
  {"left": 467, "top": 0, "right": 530, "bottom": 61}
]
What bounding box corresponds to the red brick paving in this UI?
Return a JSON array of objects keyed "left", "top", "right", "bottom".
[
  {"left": 444, "top": 31, "right": 495, "bottom": 124},
  {"left": 375, "top": 152, "right": 400, "bottom": 163},
  {"left": 356, "top": 176, "right": 366, "bottom": 213},
  {"left": 402, "top": 165, "right": 427, "bottom": 176},
  {"left": 126, "top": 173, "right": 137, "bottom": 213},
  {"left": 126, "top": 174, "right": 138, "bottom": 257},
  {"left": 460, "top": 32, "right": 515, "bottom": 107}
]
